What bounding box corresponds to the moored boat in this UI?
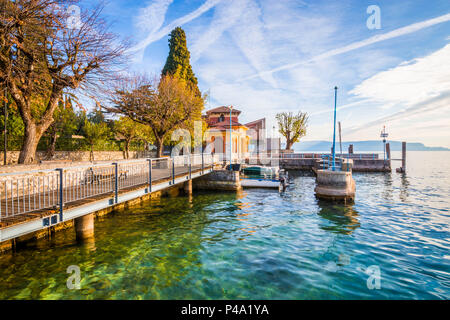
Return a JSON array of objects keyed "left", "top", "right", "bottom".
[
  {"left": 242, "top": 166, "right": 279, "bottom": 176},
  {"left": 240, "top": 177, "right": 281, "bottom": 189}
]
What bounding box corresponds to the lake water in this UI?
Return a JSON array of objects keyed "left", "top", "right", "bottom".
[{"left": 0, "top": 151, "right": 449, "bottom": 299}]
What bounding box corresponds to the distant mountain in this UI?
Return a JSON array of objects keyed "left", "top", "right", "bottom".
[{"left": 292, "top": 140, "right": 450, "bottom": 152}]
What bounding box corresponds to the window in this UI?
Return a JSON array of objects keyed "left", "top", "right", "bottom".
[{"left": 219, "top": 114, "right": 225, "bottom": 122}]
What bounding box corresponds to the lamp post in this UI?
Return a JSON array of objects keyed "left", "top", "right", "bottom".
[
  {"left": 229, "top": 105, "right": 232, "bottom": 170},
  {"left": 380, "top": 125, "right": 388, "bottom": 161},
  {"left": 332, "top": 86, "right": 338, "bottom": 171}
]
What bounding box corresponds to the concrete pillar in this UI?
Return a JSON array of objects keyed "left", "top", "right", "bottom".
[
  {"left": 75, "top": 213, "right": 94, "bottom": 240},
  {"left": 193, "top": 170, "right": 242, "bottom": 191},
  {"left": 184, "top": 179, "right": 192, "bottom": 195},
  {"left": 315, "top": 170, "right": 356, "bottom": 203}
]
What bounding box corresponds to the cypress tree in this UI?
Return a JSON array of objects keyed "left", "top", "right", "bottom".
[{"left": 162, "top": 27, "right": 201, "bottom": 97}]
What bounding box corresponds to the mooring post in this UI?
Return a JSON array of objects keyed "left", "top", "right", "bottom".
[
  {"left": 113, "top": 163, "right": 118, "bottom": 203},
  {"left": 402, "top": 141, "right": 406, "bottom": 171},
  {"left": 347, "top": 153, "right": 350, "bottom": 172},
  {"left": 56, "top": 168, "right": 64, "bottom": 221},
  {"left": 386, "top": 143, "right": 391, "bottom": 161}
]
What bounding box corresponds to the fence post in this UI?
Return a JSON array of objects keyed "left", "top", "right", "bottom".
[
  {"left": 113, "top": 163, "right": 118, "bottom": 203},
  {"left": 189, "top": 155, "right": 192, "bottom": 179},
  {"left": 56, "top": 168, "right": 63, "bottom": 221},
  {"left": 209, "top": 152, "right": 212, "bottom": 170},
  {"left": 172, "top": 157, "right": 175, "bottom": 185},
  {"left": 147, "top": 159, "right": 152, "bottom": 192}
]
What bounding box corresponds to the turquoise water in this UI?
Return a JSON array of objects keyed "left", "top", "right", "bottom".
[{"left": 0, "top": 151, "right": 449, "bottom": 299}]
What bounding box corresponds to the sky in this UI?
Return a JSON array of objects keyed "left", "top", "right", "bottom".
[{"left": 80, "top": 0, "right": 450, "bottom": 147}]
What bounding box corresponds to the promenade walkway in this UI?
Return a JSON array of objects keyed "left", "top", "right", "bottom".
[{"left": 0, "top": 155, "right": 217, "bottom": 241}]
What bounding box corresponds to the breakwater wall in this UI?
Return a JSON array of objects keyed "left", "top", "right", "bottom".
[
  {"left": 193, "top": 170, "right": 241, "bottom": 191},
  {"left": 248, "top": 156, "right": 390, "bottom": 172}
]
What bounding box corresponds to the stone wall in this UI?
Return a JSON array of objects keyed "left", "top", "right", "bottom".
[
  {"left": 280, "top": 158, "right": 316, "bottom": 170},
  {"left": 1, "top": 150, "right": 155, "bottom": 166},
  {"left": 352, "top": 159, "right": 391, "bottom": 172},
  {"left": 193, "top": 170, "right": 241, "bottom": 191}
]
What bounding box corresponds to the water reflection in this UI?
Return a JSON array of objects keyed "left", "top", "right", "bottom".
[
  {"left": 382, "top": 172, "right": 394, "bottom": 201},
  {"left": 79, "top": 236, "right": 96, "bottom": 253},
  {"left": 399, "top": 173, "right": 409, "bottom": 202},
  {"left": 317, "top": 201, "right": 360, "bottom": 235}
]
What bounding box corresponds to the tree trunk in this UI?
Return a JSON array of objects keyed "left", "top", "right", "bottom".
[
  {"left": 124, "top": 140, "right": 130, "bottom": 159},
  {"left": 285, "top": 132, "right": 292, "bottom": 150},
  {"left": 46, "top": 130, "right": 57, "bottom": 160},
  {"left": 286, "top": 140, "right": 293, "bottom": 150},
  {"left": 89, "top": 146, "right": 94, "bottom": 161},
  {"left": 18, "top": 123, "right": 42, "bottom": 164},
  {"left": 11, "top": 78, "right": 62, "bottom": 164},
  {"left": 155, "top": 137, "right": 163, "bottom": 158}
]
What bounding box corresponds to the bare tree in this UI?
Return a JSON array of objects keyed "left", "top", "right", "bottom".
[
  {"left": 276, "top": 111, "right": 308, "bottom": 150},
  {"left": 0, "top": 0, "right": 127, "bottom": 163},
  {"left": 105, "top": 74, "right": 204, "bottom": 158}
]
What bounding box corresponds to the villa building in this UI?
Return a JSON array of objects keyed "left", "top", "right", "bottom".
[
  {"left": 203, "top": 106, "right": 281, "bottom": 161},
  {"left": 203, "top": 106, "right": 250, "bottom": 161}
]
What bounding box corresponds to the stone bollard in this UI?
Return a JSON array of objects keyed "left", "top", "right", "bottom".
[
  {"left": 315, "top": 169, "right": 356, "bottom": 203},
  {"left": 74, "top": 213, "right": 95, "bottom": 240}
]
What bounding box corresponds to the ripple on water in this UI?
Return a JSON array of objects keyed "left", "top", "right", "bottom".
[{"left": 0, "top": 152, "right": 449, "bottom": 299}]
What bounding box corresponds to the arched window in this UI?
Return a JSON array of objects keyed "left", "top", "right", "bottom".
[{"left": 219, "top": 114, "right": 225, "bottom": 122}]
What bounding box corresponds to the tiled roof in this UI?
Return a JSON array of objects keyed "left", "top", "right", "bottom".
[
  {"left": 245, "top": 118, "right": 266, "bottom": 128},
  {"left": 210, "top": 120, "right": 247, "bottom": 129},
  {"left": 206, "top": 106, "right": 241, "bottom": 114}
]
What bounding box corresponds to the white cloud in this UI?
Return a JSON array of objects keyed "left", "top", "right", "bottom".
[
  {"left": 240, "top": 12, "right": 450, "bottom": 82},
  {"left": 134, "top": 0, "right": 173, "bottom": 34},
  {"left": 229, "top": 0, "right": 277, "bottom": 87},
  {"left": 342, "top": 44, "right": 450, "bottom": 146},
  {"left": 191, "top": 0, "right": 248, "bottom": 62},
  {"left": 350, "top": 44, "right": 450, "bottom": 105},
  {"left": 128, "top": 0, "right": 223, "bottom": 55}
]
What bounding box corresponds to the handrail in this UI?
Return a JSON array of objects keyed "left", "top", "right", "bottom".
[
  {"left": 0, "top": 154, "right": 213, "bottom": 177},
  {"left": 0, "top": 153, "right": 217, "bottom": 221}
]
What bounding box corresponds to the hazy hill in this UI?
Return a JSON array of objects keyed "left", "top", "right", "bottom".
[{"left": 292, "top": 140, "right": 450, "bottom": 152}]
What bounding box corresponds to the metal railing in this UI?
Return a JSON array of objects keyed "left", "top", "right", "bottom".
[
  {"left": 316, "top": 155, "right": 354, "bottom": 172},
  {"left": 280, "top": 153, "right": 378, "bottom": 160},
  {"left": 0, "top": 154, "right": 216, "bottom": 222}
]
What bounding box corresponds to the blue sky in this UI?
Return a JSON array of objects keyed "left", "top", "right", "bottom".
[{"left": 81, "top": 0, "right": 449, "bottom": 147}]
